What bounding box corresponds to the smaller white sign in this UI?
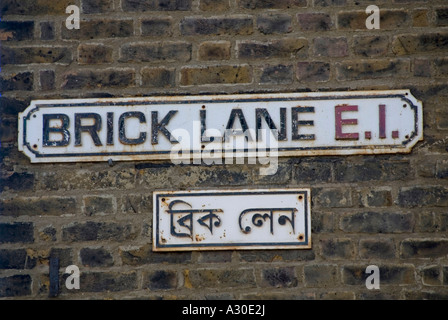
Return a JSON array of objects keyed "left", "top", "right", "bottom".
[{"left": 153, "top": 189, "right": 311, "bottom": 251}]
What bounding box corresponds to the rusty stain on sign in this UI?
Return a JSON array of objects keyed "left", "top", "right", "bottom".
[
  {"left": 18, "top": 90, "right": 423, "bottom": 163},
  {"left": 153, "top": 188, "right": 311, "bottom": 251}
]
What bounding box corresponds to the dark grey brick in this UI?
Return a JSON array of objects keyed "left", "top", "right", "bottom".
[{"left": 0, "top": 222, "right": 34, "bottom": 243}]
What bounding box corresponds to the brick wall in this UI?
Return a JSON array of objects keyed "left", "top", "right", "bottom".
[{"left": 1, "top": 0, "right": 448, "bottom": 300}]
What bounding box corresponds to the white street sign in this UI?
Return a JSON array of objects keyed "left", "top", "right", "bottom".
[{"left": 18, "top": 90, "right": 423, "bottom": 163}]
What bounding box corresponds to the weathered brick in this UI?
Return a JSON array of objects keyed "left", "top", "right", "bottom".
[
  {"left": 400, "top": 239, "right": 448, "bottom": 259},
  {"left": 405, "top": 291, "right": 448, "bottom": 300},
  {"left": 444, "top": 267, "right": 448, "bottom": 285},
  {"left": 434, "top": 57, "right": 448, "bottom": 78},
  {"left": 61, "top": 20, "right": 133, "bottom": 40},
  {"left": 237, "top": 38, "right": 308, "bottom": 59},
  {"left": 141, "top": 18, "right": 173, "bottom": 36},
  {"left": 237, "top": 0, "right": 306, "bottom": 9},
  {"left": 318, "top": 291, "right": 355, "bottom": 300},
  {"left": 342, "top": 264, "right": 415, "bottom": 285},
  {"left": 415, "top": 211, "right": 439, "bottom": 233},
  {"left": 120, "top": 194, "right": 152, "bottom": 214},
  {"left": 48, "top": 248, "right": 74, "bottom": 267},
  {"left": 0, "top": 97, "right": 27, "bottom": 116},
  {"left": 62, "top": 221, "right": 135, "bottom": 242},
  {"left": 0, "top": 196, "right": 77, "bottom": 216},
  {"left": 421, "top": 266, "right": 442, "bottom": 286},
  {"left": 0, "top": 117, "right": 16, "bottom": 143},
  {"left": 122, "top": 0, "right": 191, "bottom": 11},
  {"left": 1, "top": 46, "right": 72, "bottom": 66},
  {"left": 359, "top": 239, "right": 396, "bottom": 259},
  {"left": 40, "top": 70, "right": 55, "bottom": 90},
  {"left": 198, "top": 41, "right": 231, "bottom": 61},
  {"left": 40, "top": 22, "right": 55, "bottom": 40},
  {"left": 412, "top": 9, "right": 428, "bottom": 27},
  {"left": 61, "top": 69, "right": 135, "bottom": 90},
  {"left": 142, "top": 67, "right": 175, "bottom": 88},
  {"left": 338, "top": 10, "right": 409, "bottom": 30},
  {"left": 312, "top": 211, "right": 335, "bottom": 233},
  {"left": 320, "top": 238, "right": 355, "bottom": 259},
  {"left": 0, "top": 0, "right": 75, "bottom": 16},
  {"left": 304, "top": 265, "right": 338, "bottom": 287},
  {"left": 436, "top": 8, "right": 448, "bottom": 26},
  {"left": 82, "top": 0, "right": 114, "bottom": 13},
  {"left": 180, "top": 16, "right": 253, "bottom": 36},
  {"left": 436, "top": 159, "right": 448, "bottom": 179},
  {"left": 340, "top": 212, "right": 414, "bottom": 233},
  {"left": 296, "top": 61, "right": 330, "bottom": 82},
  {"left": 398, "top": 186, "right": 448, "bottom": 208},
  {"left": 261, "top": 267, "right": 298, "bottom": 288},
  {"left": 353, "top": 35, "right": 389, "bottom": 57},
  {"left": 413, "top": 58, "right": 431, "bottom": 77},
  {"left": 337, "top": 59, "right": 410, "bottom": 80},
  {"left": 0, "top": 223, "right": 34, "bottom": 243},
  {"left": 314, "top": 37, "right": 348, "bottom": 57},
  {"left": 0, "top": 249, "right": 36, "bottom": 269},
  {"left": 334, "top": 159, "right": 411, "bottom": 182},
  {"left": 257, "top": 13, "right": 292, "bottom": 34},
  {"left": 80, "top": 247, "right": 114, "bottom": 267},
  {"left": 38, "top": 225, "right": 57, "bottom": 242},
  {"left": 315, "top": 0, "right": 346, "bottom": 6},
  {"left": 143, "top": 270, "right": 178, "bottom": 290},
  {"left": 358, "top": 189, "right": 392, "bottom": 207},
  {"left": 42, "top": 168, "right": 137, "bottom": 191},
  {"left": 120, "top": 42, "right": 191, "bottom": 63},
  {"left": 120, "top": 244, "right": 191, "bottom": 265},
  {"left": 198, "top": 251, "right": 233, "bottom": 263},
  {"left": 293, "top": 158, "right": 333, "bottom": 184},
  {"left": 297, "top": 13, "right": 332, "bottom": 31},
  {"left": 392, "top": 33, "right": 448, "bottom": 55},
  {"left": 0, "top": 21, "right": 34, "bottom": 41},
  {"left": 185, "top": 268, "right": 255, "bottom": 288},
  {"left": 314, "top": 187, "right": 352, "bottom": 208},
  {"left": 239, "top": 249, "right": 315, "bottom": 262},
  {"left": 73, "top": 271, "right": 137, "bottom": 292},
  {"left": 78, "top": 44, "right": 113, "bottom": 64},
  {"left": 82, "top": 195, "right": 115, "bottom": 216},
  {"left": 0, "top": 275, "right": 32, "bottom": 297},
  {"left": 0, "top": 72, "right": 33, "bottom": 91},
  {"left": 200, "top": 0, "right": 229, "bottom": 11},
  {"left": 0, "top": 172, "right": 34, "bottom": 192},
  {"left": 393, "top": 0, "right": 428, "bottom": 3},
  {"left": 180, "top": 65, "right": 252, "bottom": 86},
  {"left": 259, "top": 64, "right": 293, "bottom": 84},
  {"left": 436, "top": 107, "right": 448, "bottom": 130}
]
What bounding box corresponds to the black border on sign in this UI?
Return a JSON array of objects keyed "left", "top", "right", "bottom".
[
  {"left": 153, "top": 189, "right": 310, "bottom": 250},
  {"left": 21, "top": 93, "right": 420, "bottom": 158}
]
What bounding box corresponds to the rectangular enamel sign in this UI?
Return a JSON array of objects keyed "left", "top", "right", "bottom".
[
  {"left": 18, "top": 90, "right": 423, "bottom": 163},
  {"left": 153, "top": 189, "right": 311, "bottom": 251}
]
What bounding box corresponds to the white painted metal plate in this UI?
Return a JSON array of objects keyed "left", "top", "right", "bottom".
[
  {"left": 153, "top": 189, "right": 311, "bottom": 251},
  {"left": 18, "top": 90, "right": 423, "bottom": 163}
]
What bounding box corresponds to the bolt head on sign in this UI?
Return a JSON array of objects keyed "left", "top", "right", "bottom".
[{"left": 18, "top": 90, "right": 423, "bottom": 164}]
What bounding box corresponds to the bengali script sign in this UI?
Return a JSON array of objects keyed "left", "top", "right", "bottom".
[{"left": 153, "top": 188, "right": 311, "bottom": 251}]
